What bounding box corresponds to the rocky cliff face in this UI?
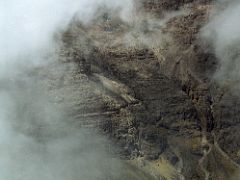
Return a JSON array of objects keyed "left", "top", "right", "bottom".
[{"left": 38, "top": 0, "right": 240, "bottom": 179}]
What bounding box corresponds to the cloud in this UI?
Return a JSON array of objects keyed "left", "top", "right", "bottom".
[
  {"left": 0, "top": 0, "right": 133, "bottom": 62},
  {"left": 201, "top": 0, "right": 240, "bottom": 83},
  {"left": 0, "top": 1, "right": 134, "bottom": 179}
]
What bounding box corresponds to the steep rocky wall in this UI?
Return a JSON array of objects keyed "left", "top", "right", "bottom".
[
  {"left": 54, "top": 0, "right": 240, "bottom": 179},
  {"left": 140, "top": 0, "right": 212, "bottom": 13}
]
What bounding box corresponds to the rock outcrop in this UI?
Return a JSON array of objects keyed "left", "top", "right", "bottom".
[{"left": 38, "top": 0, "right": 240, "bottom": 179}]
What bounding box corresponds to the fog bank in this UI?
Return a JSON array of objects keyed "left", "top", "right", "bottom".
[
  {"left": 201, "top": 0, "right": 240, "bottom": 85},
  {"left": 0, "top": 0, "right": 134, "bottom": 179}
]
